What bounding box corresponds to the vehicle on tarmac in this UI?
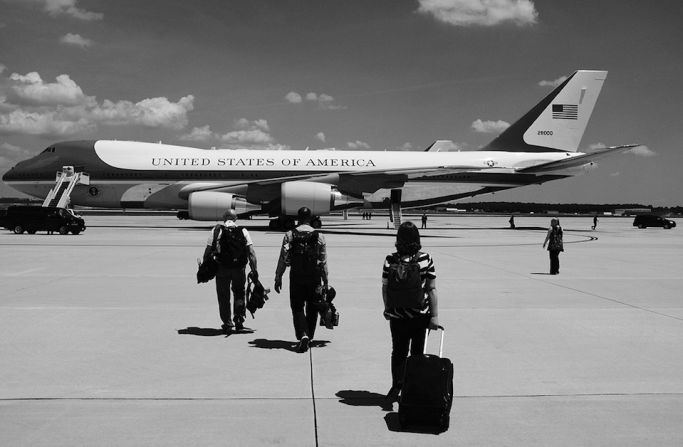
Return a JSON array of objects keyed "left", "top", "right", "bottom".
[
  {"left": 633, "top": 214, "right": 676, "bottom": 229},
  {"left": 0, "top": 206, "right": 86, "bottom": 235}
]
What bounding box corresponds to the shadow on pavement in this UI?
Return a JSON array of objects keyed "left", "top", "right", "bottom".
[
  {"left": 177, "top": 326, "right": 255, "bottom": 336},
  {"left": 336, "top": 390, "right": 393, "bottom": 412},
  {"left": 248, "top": 338, "right": 330, "bottom": 352}
]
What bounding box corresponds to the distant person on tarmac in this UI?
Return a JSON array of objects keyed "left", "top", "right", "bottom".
[
  {"left": 274, "top": 207, "right": 329, "bottom": 353},
  {"left": 421, "top": 212, "right": 428, "bottom": 229},
  {"left": 203, "top": 209, "right": 258, "bottom": 334},
  {"left": 592, "top": 215, "right": 598, "bottom": 230},
  {"left": 382, "top": 221, "right": 439, "bottom": 402},
  {"left": 509, "top": 215, "right": 516, "bottom": 229},
  {"left": 542, "top": 218, "right": 564, "bottom": 275}
]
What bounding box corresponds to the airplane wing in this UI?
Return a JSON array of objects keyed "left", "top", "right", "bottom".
[
  {"left": 516, "top": 145, "right": 640, "bottom": 173},
  {"left": 179, "top": 164, "right": 491, "bottom": 199}
]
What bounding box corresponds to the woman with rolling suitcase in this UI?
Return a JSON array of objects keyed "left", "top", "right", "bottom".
[{"left": 381, "top": 221, "right": 440, "bottom": 403}]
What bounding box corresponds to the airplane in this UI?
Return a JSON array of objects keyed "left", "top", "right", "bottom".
[{"left": 2, "top": 70, "right": 638, "bottom": 229}]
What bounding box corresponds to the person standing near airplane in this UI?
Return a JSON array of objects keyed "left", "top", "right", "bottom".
[
  {"left": 274, "top": 207, "right": 329, "bottom": 353},
  {"left": 421, "top": 212, "right": 428, "bottom": 229},
  {"left": 542, "top": 218, "right": 564, "bottom": 275},
  {"left": 203, "top": 209, "right": 258, "bottom": 333},
  {"left": 382, "top": 221, "right": 440, "bottom": 402}
]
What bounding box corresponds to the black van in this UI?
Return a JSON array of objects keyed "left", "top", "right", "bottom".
[
  {"left": 633, "top": 214, "right": 676, "bottom": 229},
  {"left": 0, "top": 206, "right": 86, "bottom": 235}
]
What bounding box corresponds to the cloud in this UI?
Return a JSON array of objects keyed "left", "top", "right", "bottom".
[
  {"left": 0, "top": 141, "right": 31, "bottom": 166},
  {"left": 91, "top": 95, "right": 195, "bottom": 130},
  {"left": 0, "top": 109, "right": 95, "bottom": 135},
  {"left": 347, "top": 140, "right": 371, "bottom": 150},
  {"left": 60, "top": 33, "right": 93, "bottom": 48},
  {"left": 0, "top": 68, "right": 195, "bottom": 136},
  {"left": 627, "top": 145, "right": 656, "bottom": 157},
  {"left": 538, "top": 76, "right": 568, "bottom": 88},
  {"left": 284, "top": 91, "right": 302, "bottom": 104},
  {"left": 179, "top": 125, "right": 214, "bottom": 142},
  {"left": 286, "top": 90, "right": 346, "bottom": 110},
  {"left": 180, "top": 118, "right": 287, "bottom": 149},
  {"left": 471, "top": 118, "right": 510, "bottom": 133},
  {"left": 9, "top": 72, "right": 87, "bottom": 106},
  {"left": 396, "top": 142, "right": 415, "bottom": 151},
  {"left": 315, "top": 132, "right": 326, "bottom": 143},
  {"left": 0, "top": 64, "right": 6, "bottom": 75},
  {"left": 41, "top": 0, "right": 103, "bottom": 21},
  {"left": 417, "top": 0, "right": 538, "bottom": 27}
]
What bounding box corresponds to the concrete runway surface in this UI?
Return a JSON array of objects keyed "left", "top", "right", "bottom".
[{"left": 1, "top": 213, "right": 682, "bottom": 446}]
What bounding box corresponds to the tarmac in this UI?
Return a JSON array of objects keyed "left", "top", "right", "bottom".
[{"left": 1, "top": 213, "right": 682, "bottom": 446}]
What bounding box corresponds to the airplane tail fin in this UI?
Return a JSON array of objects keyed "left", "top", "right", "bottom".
[{"left": 483, "top": 70, "right": 607, "bottom": 153}]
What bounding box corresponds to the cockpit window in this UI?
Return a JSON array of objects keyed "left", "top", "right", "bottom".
[{"left": 41, "top": 147, "right": 56, "bottom": 154}]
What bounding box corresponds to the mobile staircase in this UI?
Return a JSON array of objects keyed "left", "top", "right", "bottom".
[{"left": 42, "top": 166, "right": 90, "bottom": 208}]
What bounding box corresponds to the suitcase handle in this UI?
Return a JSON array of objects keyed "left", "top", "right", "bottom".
[{"left": 424, "top": 325, "right": 445, "bottom": 357}]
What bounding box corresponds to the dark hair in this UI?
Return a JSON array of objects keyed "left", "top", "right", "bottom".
[
  {"left": 297, "top": 207, "right": 312, "bottom": 222},
  {"left": 395, "top": 221, "right": 421, "bottom": 255}
]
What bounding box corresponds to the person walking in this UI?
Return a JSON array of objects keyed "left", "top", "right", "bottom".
[
  {"left": 382, "top": 221, "right": 439, "bottom": 402},
  {"left": 542, "top": 218, "right": 564, "bottom": 275},
  {"left": 274, "top": 207, "right": 329, "bottom": 353},
  {"left": 509, "top": 215, "right": 516, "bottom": 229},
  {"left": 592, "top": 215, "right": 598, "bottom": 230},
  {"left": 421, "top": 212, "right": 428, "bottom": 229},
  {"left": 203, "top": 209, "right": 258, "bottom": 333}
]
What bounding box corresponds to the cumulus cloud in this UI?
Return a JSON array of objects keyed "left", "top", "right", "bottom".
[
  {"left": 0, "top": 68, "right": 195, "bottom": 137},
  {"left": 181, "top": 118, "right": 287, "bottom": 149},
  {"left": 41, "top": 0, "right": 103, "bottom": 21},
  {"left": 0, "top": 141, "right": 31, "bottom": 166},
  {"left": 538, "top": 75, "right": 568, "bottom": 88},
  {"left": 9, "top": 72, "right": 87, "bottom": 106},
  {"left": 471, "top": 118, "right": 510, "bottom": 134},
  {"left": 627, "top": 145, "right": 656, "bottom": 157},
  {"left": 396, "top": 142, "right": 415, "bottom": 151},
  {"left": 417, "top": 0, "right": 538, "bottom": 27},
  {"left": 315, "top": 132, "right": 326, "bottom": 143},
  {"left": 60, "top": 33, "right": 93, "bottom": 48},
  {"left": 285, "top": 90, "right": 346, "bottom": 110},
  {"left": 0, "top": 64, "right": 6, "bottom": 75},
  {"left": 179, "top": 125, "right": 214, "bottom": 142},
  {"left": 347, "top": 140, "right": 371, "bottom": 150},
  {"left": 284, "top": 91, "right": 302, "bottom": 104}
]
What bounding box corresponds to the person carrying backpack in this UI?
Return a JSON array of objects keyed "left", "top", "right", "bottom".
[
  {"left": 382, "top": 221, "right": 439, "bottom": 402},
  {"left": 202, "top": 209, "right": 258, "bottom": 333},
  {"left": 274, "top": 207, "right": 329, "bottom": 353}
]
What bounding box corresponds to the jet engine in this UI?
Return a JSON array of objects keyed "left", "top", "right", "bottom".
[
  {"left": 280, "top": 181, "right": 358, "bottom": 216},
  {"left": 188, "top": 191, "right": 258, "bottom": 221}
]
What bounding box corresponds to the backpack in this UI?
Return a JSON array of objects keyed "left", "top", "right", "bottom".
[
  {"left": 289, "top": 229, "right": 320, "bottom": 278},
  {"left": 214, "top": 225, "right": 248, "bottom": 267},
  {"left": 386, "top": 253, "right": 425, "bottom": 309},
  {"left": 548, "top": 227, "right": 564, "bottom": 252}
]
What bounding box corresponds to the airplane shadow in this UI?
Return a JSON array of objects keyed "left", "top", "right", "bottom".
[
  {"left": 177, "top": 326, "right": 255, "bottom": 336},
  {"left": 248, "top": 338, "right": 330, "bottom": 352}
]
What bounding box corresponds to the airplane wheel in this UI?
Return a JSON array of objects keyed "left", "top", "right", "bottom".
[
  {"left": 13, "top": 225, "right": 24, "bottom": 234},
  {"left": 58, "top": 226, "right": 68, "bottom": 235},
  {"left": 71, "top": 229, "right": 81, "bottom": 235}
]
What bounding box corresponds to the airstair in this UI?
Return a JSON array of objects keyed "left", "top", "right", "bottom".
[
  {"left": 42, "top": 166, "right": 90, "bottom": 208},
  {"left": 389, "top": 189, "right": 402, "bottom": 229}
]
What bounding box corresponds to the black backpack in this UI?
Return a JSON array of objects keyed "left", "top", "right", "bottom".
[
  {"left": 385, "top": 253, "right": 425, "bottom": 309},
  {"left": 214, "top": 225, "right": 248, "bottom": 267},
  {"left": 289, "top": 229, "right": 320, "bottom": 278}
]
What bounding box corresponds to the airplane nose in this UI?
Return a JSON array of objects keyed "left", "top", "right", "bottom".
[{"left": 2, "top": 166, "right": 15, "bottom": 182}]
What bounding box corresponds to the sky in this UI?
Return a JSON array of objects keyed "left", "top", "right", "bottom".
[{"left": 1, "top": 0, "right": 681, "bottom": 205}]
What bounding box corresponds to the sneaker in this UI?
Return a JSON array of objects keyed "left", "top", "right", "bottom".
[
  {"left": 235, "top": 319, "right": 245, "bottom": 331},
  {"left": 221, "top": 324, "right": 234, "bottom": 334},
  {"left": 297, "top": 336, "right": 310, "bottom": 353}
]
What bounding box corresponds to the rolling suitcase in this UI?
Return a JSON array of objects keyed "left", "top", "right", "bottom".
[{"left": 398, "top": 327, "right": 453, "bottom": 431}]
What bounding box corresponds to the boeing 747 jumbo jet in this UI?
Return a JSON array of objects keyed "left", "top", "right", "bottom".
[{"left": 2, "top": 70, "right": 638, "bottom": 229}]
